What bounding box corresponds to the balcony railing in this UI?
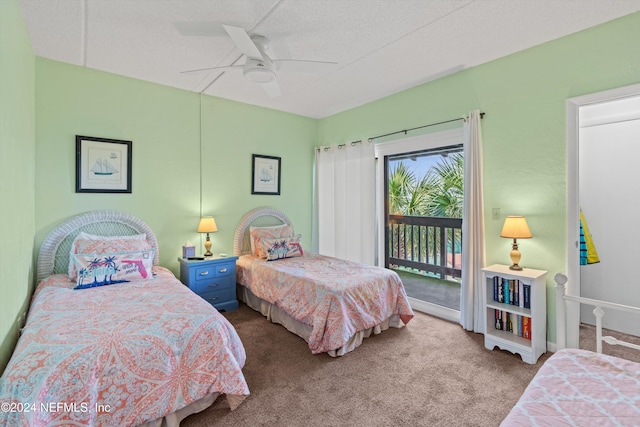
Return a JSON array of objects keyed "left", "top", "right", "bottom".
[{"left": 387, "top": 215, "right": 462, "bottom": 279}]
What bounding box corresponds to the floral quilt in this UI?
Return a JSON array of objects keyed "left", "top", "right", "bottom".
[
  {"left": 0, "top": 267, "right": 249, "bottom": 427},
  {"left": 237, "top": 253, "right": 414, "bottom": 354},
  {"left": 501, "top": 348, "right": 640, "bottom": 426}
]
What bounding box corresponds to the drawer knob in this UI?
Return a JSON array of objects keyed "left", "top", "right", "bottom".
[
  {"left": 199, "top": 271, "right": 209, "bottom": 276},
  {"left": 208, "top": 283, "right": 219, "bottom": 288},
  {"left": 219, "top": 268, "right": 228, "bottom": 273},
  {"left": 207, "top": 297, "right": 218, "bottom": 301}
]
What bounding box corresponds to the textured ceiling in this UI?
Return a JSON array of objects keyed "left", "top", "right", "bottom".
[{"left": 19, "top": 0, "right": 640, "bottom": 119}]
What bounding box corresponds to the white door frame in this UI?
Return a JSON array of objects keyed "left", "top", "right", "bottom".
[
  {"left": 374, "top": 128, "right": 464, "bottom": 322},
  {"left": 565, "top": 82, "right": 640, "bottom": 347}
]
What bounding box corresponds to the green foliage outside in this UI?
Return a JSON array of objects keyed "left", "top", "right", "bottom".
[{"left": 388, "top": 152, "right": 463, "bottom": 218}]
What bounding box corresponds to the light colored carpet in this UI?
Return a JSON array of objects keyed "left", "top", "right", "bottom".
[{"left": 182, "top": 304, "right": 552, "bottom": 427}]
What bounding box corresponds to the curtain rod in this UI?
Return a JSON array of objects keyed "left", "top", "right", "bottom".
[
  {"left": 316, "top": 139, "right": 363, "bottom": 152},
  {"left": 368, "top": 112, "right": 485, "bottom": 142}
]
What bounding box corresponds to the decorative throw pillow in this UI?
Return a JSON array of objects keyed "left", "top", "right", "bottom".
[
  {"left": 249, "top": 224, "right": 294, "bottom": 258},
  {"left": 261, "top": 234, "right": 303, "bottom": 261},
  {"left": 68, "top": 238, "right": 152, "bottom": 280},
  {"left": 72, "top": 249, "right": 154, "bottom": 289}
]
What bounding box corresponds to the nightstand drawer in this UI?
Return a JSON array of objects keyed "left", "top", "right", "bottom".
[
  {"left": 213, "top": 261, "right": 234, "bottom": 277},
  {"left": 194, "top": 261, "right": 234, "bottom": 281},
  {"left": 199, "top": 288, "right": 232, "bottom": 307},
  {"left": 194, "top": 265, "right": 215, "bottom": 281},
  {"left": 193, "top": 275, "right": 232, "bottom": 294}
]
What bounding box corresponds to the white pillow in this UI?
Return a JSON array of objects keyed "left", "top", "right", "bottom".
[
  {"left": 72, "top": 248, "right": 154, "bottom": 289},
  {"left": 68, "top": 231, "right": 148, "bottom": 278}
]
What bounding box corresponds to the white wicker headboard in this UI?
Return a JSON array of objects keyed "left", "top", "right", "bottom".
[
  {"left": 37, "top": 210, "right": 159, "bottom": 282},
  {"left": 233, "top": 207, "right": 292, "bottom": 256}
]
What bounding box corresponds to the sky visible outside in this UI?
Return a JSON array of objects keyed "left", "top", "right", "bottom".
[{"left": 389, "top": 152, "right": 450, "bottom": 177}]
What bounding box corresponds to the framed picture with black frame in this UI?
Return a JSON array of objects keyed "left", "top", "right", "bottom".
[
  {"left": 76, "top": 135, "right": 132, "bottom": 193},
  {"left": 251, "top": 154, "right": 281, "bottom": 195}
]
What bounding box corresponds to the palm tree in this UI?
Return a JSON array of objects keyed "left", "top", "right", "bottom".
[
  {"left": 424, "top": 152, "right": 463, "bottom": 218},
  {"left": 388, "top": 153, "right": 463, "bottom": 218},
  {"left": 388, "top": 161, "right": 414, "bottom": 215}
]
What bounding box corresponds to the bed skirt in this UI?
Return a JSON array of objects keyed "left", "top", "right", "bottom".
[
  {"left": 140, "top": 391, "right": 246, "bottom": 427},
  {"left": 238, "top": 285, "right": 405, "bottom": 357}
]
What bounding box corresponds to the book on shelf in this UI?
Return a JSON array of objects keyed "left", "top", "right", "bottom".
[
  {"left": 493, "top": 276, "right": 499, "bottom": 302},
  {"left": 517, "top": 315, "right": 523, "bottom": 336},
  {"left": 523, "top": 284, "right": 531, "bottom": 309},
  {"left": 497, "top": 278, "right": 504, "bottom": 303},
  {"left": 495, "top": 309, "right": 503, "bottom": 330},
  {"left": 518, "top": 281, "right": 524, "bottom": 308},
  {"left": 522, "top": 316, "right": 531, "bottom": 340},
  {"left": 502, "top": 278, "right": 510, "bottom": 305},
  {"left": 512, "top": 279, "right": 519, "bottom": 307},
  {"left": 508, "top": 280, "right": 515, "bottom": 306}
]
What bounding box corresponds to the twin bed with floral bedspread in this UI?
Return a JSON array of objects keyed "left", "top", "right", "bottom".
[
  {"left": 233, "top": 207, "right": 414, "bottom": 357},
  {"left": 0, "top": 211, "right": 249, "bottom": 427}
]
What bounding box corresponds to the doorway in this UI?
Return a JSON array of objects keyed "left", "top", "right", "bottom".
[
  {"left": 375, "top": 128, "right": 464, "bottom": 322},
  {"left": 566, "top": 83, "right": 640, "bottom": 347}
]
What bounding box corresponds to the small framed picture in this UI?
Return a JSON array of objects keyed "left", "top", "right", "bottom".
[
  {"left": 252, "top": 154, "right": 281, "bottom": 195},
  {"left": 76, "top": 135, "right": 132, "bottom": 193}
]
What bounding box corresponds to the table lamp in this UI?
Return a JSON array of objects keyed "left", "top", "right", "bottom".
[
  {"left": 500, "top": 215, "right": 532, "bottom": 270},
  {"left": 197, "top": 216, "right": 218, "bottom": 257}
]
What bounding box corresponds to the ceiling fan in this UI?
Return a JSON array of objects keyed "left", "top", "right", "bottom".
[{"left": 182, "top": 25, "right": 338, "bottom": 97}]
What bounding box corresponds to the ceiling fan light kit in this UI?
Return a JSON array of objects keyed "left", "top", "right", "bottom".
[
  {"left": 244, "top": 59, "right": 276, "bottom": 83},
  {"left": 182, "top": 25, "right": 337, "bottom": 97},
  {"left": 245, "top": 67, "right": 276, "bottom": 83}
]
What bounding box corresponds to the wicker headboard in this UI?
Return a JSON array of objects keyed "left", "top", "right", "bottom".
[
  {"left": 37, "top": 210, "right": 159, "bottom": 282},
  {"left": 233, "top": 207, "right": 292, "bottom": 256}
]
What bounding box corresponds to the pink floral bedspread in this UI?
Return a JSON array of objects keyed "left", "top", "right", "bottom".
[
  {"left": 237, "top": 253, "right": 414, "bottom": 354},
  {"left": 501, "top": 348, "right": 640, "bottom": 426},
  {"left": 0, "top": 267, "right": 249, "bottom": 427}
]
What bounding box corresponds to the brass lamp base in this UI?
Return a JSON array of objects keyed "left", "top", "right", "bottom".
[
  {"left": 509, "top": 239, "right": 523, "bottom": 270},
  {"left": 203, "top": 234, "right": 213, "bottom": 257}
]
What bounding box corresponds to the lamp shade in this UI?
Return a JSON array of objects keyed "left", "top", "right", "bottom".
[
  {"left": 197, "top": 216, "right": 218, "bottom": 233},
  {"left": 500, "top": 216, "right": 532, "bottom": 239}
]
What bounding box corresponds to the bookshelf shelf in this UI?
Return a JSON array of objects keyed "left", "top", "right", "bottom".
[{"left": 482, "top": 264, "right": 547, "bottom": 364}]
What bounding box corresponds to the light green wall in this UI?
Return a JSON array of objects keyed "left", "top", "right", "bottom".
[
  {"left": 0, "top": 0, "right": 36, "bottom": 373},
  {"left": 318, "top": 12, "right": 640, "bottom": 343},
  {"left": 3, "top": 8, "right": 640, "bottom": 374},
  {"left": 35, "top": 59, "right": 316, "bottom": 275}
]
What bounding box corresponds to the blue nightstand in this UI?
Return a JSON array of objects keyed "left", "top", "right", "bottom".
[{"left": 178, "top": 256, "right": 239, "bottom": 311}]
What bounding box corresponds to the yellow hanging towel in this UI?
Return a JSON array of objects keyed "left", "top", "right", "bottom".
[{"left": 580, "top": 210, "right": 600, "bottom": 264}]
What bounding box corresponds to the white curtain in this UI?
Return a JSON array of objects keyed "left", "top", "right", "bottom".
[
  {"left": 315, "top": 141, "right": 376, "bottom": 264},
  {"left": 460, "top": 110, "right": 486, "bottom": 332}
]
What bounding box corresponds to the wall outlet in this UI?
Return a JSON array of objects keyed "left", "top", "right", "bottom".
[{"left": 492, "top": 208, "right": 501, "bottom": 220}]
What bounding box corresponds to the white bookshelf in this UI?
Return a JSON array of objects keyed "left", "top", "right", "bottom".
[{"left": 482, "top": 264, "right": 547, "bottom": 364}]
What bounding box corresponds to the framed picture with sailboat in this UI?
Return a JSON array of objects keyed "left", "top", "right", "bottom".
[
  {"left": 251, "top": 154, "right": 281, "bottom": 195},
  {"left": 76, "top": 135, "right": 132, "bottom": 193}
]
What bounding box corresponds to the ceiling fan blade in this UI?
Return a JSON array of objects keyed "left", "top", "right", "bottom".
[
  {"left": 180, "top": 65, "right": 242, "bottom": 74},
  {"left": 261, "top": 80, "right": 281, "bottom": 98},
  {"left": 273, "top": 59, "right": 338, "bottom": 73},
  {"left": 222, "top": 24, "right": 263, "bottom": 60}
]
